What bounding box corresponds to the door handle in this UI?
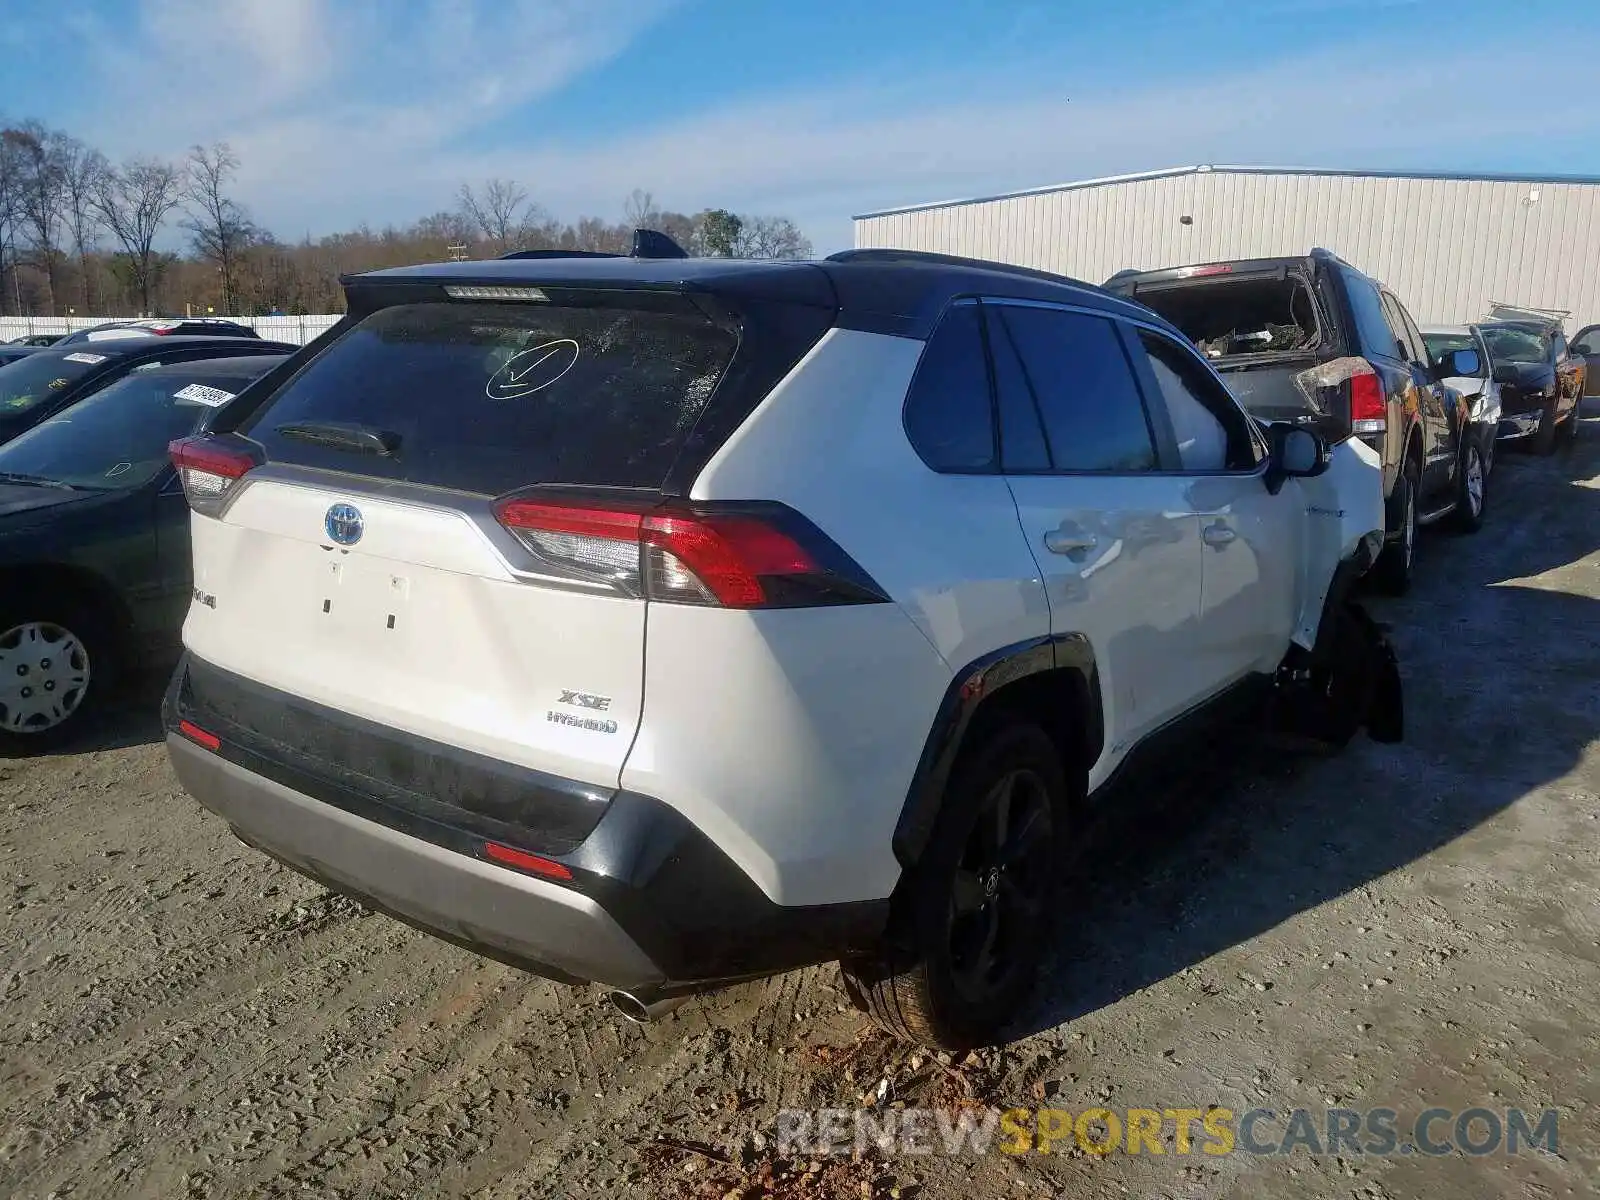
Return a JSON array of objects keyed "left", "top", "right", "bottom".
[
  {"left": 1044, "top": 528, "right": 1098, "bottom": 556},
  {"left": 1202, "top": 522, "right": 1237, "bottom": 548}
]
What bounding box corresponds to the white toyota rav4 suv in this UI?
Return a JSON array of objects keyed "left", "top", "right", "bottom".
[{"left": 164, "top": 247, "right": 1402, "bottom": 1049}]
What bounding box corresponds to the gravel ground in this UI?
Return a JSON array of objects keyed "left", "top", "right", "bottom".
[{"left": 2, "top": 424, "right": 1597, "bottom": 1200}]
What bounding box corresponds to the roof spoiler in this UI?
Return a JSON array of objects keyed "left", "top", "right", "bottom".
[{"left": 499, "top": 228, "right": 689, "bottom": 262}]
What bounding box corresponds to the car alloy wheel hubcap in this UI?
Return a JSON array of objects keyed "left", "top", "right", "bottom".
[
  {"left": 947, "top": 767, "right": 1052, "bottom": 1003},
  {"left": 0, "top": 622, "right": 90, "bottom": 734}
]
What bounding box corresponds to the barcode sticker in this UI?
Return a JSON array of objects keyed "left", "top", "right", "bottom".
[{"left": 173, "top": 383, "right": 237, "bottom": 407}]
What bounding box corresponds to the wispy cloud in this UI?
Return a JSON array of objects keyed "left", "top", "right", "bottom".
[
  {"left": 428, "top": 39, "right": 1600, "bottom": 249},
  {"left": 66, "top": 0, "right": 679, "bottom": 193},
  {"left": 49, "top": 4, "right": 1600, "bottom": 253}
]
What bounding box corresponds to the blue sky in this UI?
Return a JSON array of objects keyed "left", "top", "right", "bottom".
[{"left": 4, "top": 0, "right": 1597, "bottom": 252}]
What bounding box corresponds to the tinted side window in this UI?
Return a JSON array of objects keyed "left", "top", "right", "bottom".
[
  {"left": 903, "top": 302, "right": 996, "bottom": 472},
  {"left": 1393, "top": 299, "right": 1430, "bottom": 365},
  {"left": 1379, "top": 293, "right": 1420, "bottom": 365},
  {"left": 984, "top": 306, "right": 1051, "bottom": 471},
  {"left": 1343, "top": 273, "right": 1401, "bottom": 361},
  {"left": 993, "top": 305, "right": 1156, "bottom": 472},
  {"left": 1573, "top": 328, "right": 1598, "bottom": 355},
  {"left": 1138, "top": 332, "right": 1259, "bottom": 470}
]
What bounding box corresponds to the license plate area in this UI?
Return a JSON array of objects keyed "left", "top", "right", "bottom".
[{"left": 321, "top": 552, "right": 411, "bottom": 636}]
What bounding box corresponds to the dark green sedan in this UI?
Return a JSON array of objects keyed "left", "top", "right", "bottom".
[{"left": 0, "top": 354, "right": 288, "bottom": 750}]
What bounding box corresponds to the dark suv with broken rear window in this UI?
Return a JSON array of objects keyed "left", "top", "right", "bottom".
[{"left": 1105, "top": 249, "right": 1477, "bottom": 594}]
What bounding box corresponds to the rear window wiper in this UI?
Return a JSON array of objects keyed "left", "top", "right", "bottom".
[
  {"left": 0, "top": 471, "right": 80, "bottom": 490},
  {"left": 274, "top": 422, "right": 401, "bottom": 459}
]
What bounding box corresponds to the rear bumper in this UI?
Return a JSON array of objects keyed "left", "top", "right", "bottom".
[
  {"left": 167, "top": 733, "right": 661, "bottom": 987},
  {"left": 163, "top": 654, "right": 887, "bottom": 990}
]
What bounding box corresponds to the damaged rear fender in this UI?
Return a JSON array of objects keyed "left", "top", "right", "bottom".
[{"left": 1272, "top": 599, "right": 1403, "bottom": 749}]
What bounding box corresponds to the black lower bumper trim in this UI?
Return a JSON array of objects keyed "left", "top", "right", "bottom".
[{"left": 164, "top": 654, "right": 888, "bottom": 984}]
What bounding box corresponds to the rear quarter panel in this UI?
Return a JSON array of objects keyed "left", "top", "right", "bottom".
[{"left": 650, "top": 327, "right": 1051, "bottom": 906}]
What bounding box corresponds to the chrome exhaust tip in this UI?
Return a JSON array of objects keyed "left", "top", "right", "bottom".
[{"left": 607, "top": 987, "right": 690, "bottom": 1023}]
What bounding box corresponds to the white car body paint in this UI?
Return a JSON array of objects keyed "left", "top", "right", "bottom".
[{"left": 178, "top": 288, "right": 1391, "bottom": 918}]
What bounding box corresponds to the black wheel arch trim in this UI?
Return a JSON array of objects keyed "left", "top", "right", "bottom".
[{"left": 891, "top": 633, "right": 1102, "bottom": 871}]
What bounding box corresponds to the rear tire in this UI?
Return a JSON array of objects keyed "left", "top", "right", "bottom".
[
  {"left": 1372, "top": 461, "right": 1418, "bottom": 596},
  {"left": 1452, "top": 440, "right": 1486, "bottom": 533},
  {"left": 840, "top": 723, "right": 1069, "bottom": 1050},
  {"left": 0, "top": 598, "right": 111, "bottom": 755}
]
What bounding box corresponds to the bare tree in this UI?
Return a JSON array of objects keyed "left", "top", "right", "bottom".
[
  {"left": 0, "top": 130, "right": 23, "bottom": 314},
  {"left": 181, "top": 143, "right": 257, "bottom": 314},
  {"left": 59, "top": 138, "right": 106, "bottom": 311},
  {"left": 412, "top": 208, "right": 478, "bottom": 257},
  {"left": 623, "top": 187, "right": 659, "bottom": 229},
  {"left": 739, "top": 215, "right": 812, "bottom": 261},
  {"left": 3, "top": 122, "right": 69, "bottom": 314},
  {"left": 457, "top": 178, "right": 529, "bottom": 251},
  {"left": 94, "top": 157, "right": 182, "bottom": 314}
]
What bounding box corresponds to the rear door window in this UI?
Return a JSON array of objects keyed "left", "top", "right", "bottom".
[
  {"left": 1136, "top": 332, "right": 1261, "bottom": 471},
  {"left": 240, "top": 301, "right": 737, "bottom": 494},
  {"left": 1378, "top": 293, "right": 1421, "bottom": 365},
  {"left": 984, "top": 306, "right": 1051, "bottom": 472},
  {"left": 1343, "top": 273, "right": 1401, "bottom": 362},
  {"left": 903, "top": 301, "right": 996, "bottom": 472},
  {"left": 991, "top": 304, "right": 1156, "bottom": 472},
  {"left": 1392, "top": 299, "right": 1431, "bottom": 367}
]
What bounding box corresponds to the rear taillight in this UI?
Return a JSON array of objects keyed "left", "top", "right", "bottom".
[
  {"left": 169, "top": 434, "right": 261, "bottom": 516},
  {"left": 1349, "top": 365, "right": 1386, "bottom": 435},
  {"left": 493, "top": 497, "right": 887, "bottom": 609}
]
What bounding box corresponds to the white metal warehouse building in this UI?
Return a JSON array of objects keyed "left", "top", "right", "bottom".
[{"left": 853, "top": 165, "right": 1600, "bottom": 328}]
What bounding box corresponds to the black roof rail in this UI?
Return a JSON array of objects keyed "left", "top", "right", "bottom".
[
  {"left": 499, "top": 248, "right": 619, "bottom": 261},
  {"left": 826, "top": 248, "right": 1093, "bottom": 289},
  {"left": 500, "top": 228, "right": 690, "bottom": 262}
]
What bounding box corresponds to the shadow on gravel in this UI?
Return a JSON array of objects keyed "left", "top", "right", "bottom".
[
  {"left": 39, "top": 665, "right": 171, "bottom": 757},
  {"left": 1015, "top": 418, "right": 1600, "bottom": 1041}
]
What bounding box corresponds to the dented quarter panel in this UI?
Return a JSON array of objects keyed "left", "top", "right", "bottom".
[{"left": 1287, "top": 434, "right": 1384, "bottom": 649}]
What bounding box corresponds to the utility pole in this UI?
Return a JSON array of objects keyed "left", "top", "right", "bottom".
[{"left": 447, "top": 242, "right": 469, "bottom": 262}]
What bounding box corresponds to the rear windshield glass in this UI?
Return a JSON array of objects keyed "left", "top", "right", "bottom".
[
  {"left": 1135, "top": 276, "right": 1322, "bottom": 360},
  {"left": 0, "top": 370, "right": 254, "bottom": 491},
  {"left": 241, "top": 301, "right": 737, "bottom": 493},
  {"left": 0, "top": 352, "right": 105, "bottom": 415}
]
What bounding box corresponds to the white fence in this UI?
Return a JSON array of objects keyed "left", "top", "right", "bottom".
[{"left": 0, "top": 314, "right": 341, "bottom": 346}]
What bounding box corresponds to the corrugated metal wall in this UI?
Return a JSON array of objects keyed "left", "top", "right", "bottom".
[{"left": 854, "top": 170, "right": 1600, "bottom": 328}]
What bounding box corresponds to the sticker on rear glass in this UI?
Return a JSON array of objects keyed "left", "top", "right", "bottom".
[
  {"left": 173, "top": 383, "right": 237, "bottom": 407},
  {"left": 485, "top": 339, "right": 579, "bottom": 400},
  {"left": 62, "top": 352, "right": 107, "bottom": 365}
]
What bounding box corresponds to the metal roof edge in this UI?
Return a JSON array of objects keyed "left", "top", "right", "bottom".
[{"left": 853, "top": 163, "right": 1600, "bottom": 221}]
